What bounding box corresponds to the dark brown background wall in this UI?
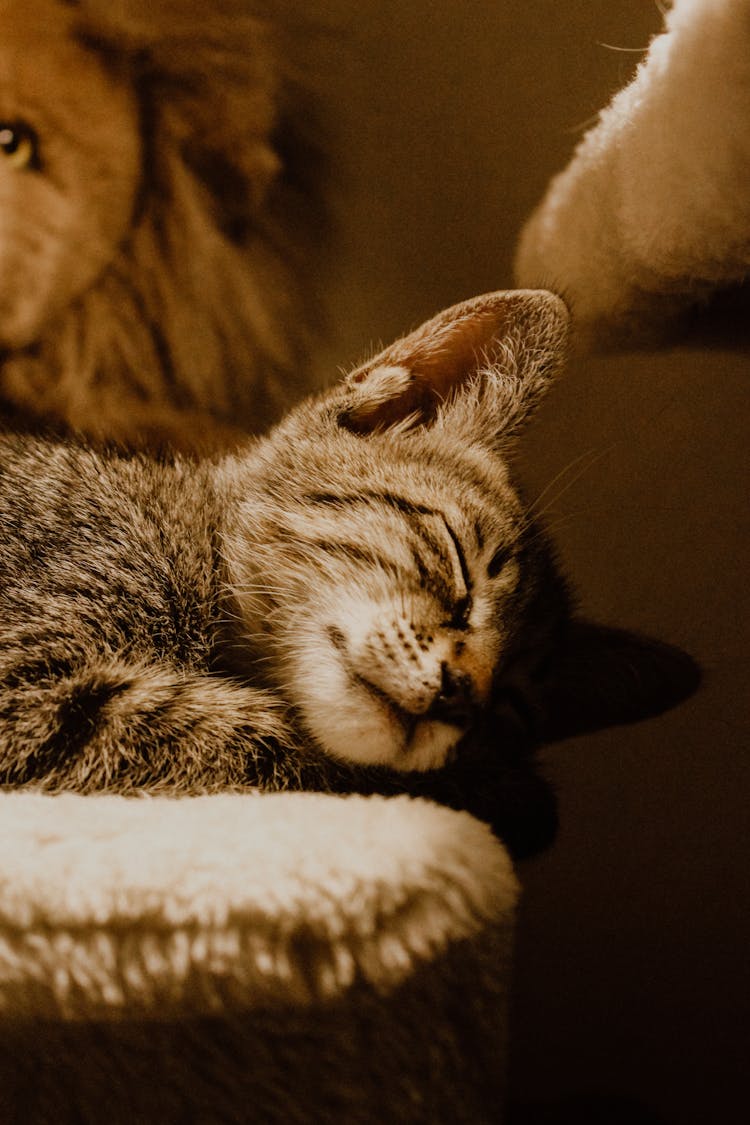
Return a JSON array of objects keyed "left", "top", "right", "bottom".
[{"left": 314, "top": 3, "right": 749, "bottom": 1122}]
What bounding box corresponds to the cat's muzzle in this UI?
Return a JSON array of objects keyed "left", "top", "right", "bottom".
[{"left": 423, "top": 663, "right": 475, "bottom": 726}]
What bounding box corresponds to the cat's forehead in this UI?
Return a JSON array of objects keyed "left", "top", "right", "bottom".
[
  {"left": 265, "top": 394, "right": 522, "bottom": 525},
  {"left": 279, "top": 426, "right": 522, "bottom": 535},
  {"left": 304, "top": 428, "right": 500, "bottom": 488}
]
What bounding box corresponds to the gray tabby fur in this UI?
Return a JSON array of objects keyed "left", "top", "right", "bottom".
[{"left": 0, "top": 291, "right": 698, "bottom": 857}]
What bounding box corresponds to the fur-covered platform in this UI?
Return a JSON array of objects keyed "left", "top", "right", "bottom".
[{"left": 0, "top": 791, "right": 517, "bottom": 1123}]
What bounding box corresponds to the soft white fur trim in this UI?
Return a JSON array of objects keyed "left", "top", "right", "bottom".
[
  {"left": 0, "top": 791, "right": 517, "bottom": 1021},
  {"left": 515, "top": 0, "right": 750, "bottom": 346}
]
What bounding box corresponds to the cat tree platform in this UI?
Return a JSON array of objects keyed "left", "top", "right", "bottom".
[{"left": 0, "top": 790, "right": 517, "bottom": 1124}]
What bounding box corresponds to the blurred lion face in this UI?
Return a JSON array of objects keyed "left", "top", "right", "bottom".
[{"left": 0, "top": 0, "right": 141, "bottom": 348}]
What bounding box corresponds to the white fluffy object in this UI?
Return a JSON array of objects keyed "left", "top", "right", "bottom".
[
  {"left": 515, "top": 0, "right": 750, "bottom": 347},
  {"left": 0, "top": 790, "right": 516, "bottom": 1020},
  {"left": 0, "top": 791, "right": 517, "bottom": 1122}
]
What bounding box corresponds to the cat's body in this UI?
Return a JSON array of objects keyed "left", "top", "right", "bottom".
[
  {"left": 0, "top": 292, "right": 699, "bottom": 857},
  {"left": 0, "top": 438, "right": 276, "bottom": 791},
  {"left": 0, "top": 355, "right": 564, "bottom": 789}
]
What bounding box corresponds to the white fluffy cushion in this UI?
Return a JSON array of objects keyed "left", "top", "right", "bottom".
[{"left": 0, "top": 791, "right": 517, "bottom": 1123}]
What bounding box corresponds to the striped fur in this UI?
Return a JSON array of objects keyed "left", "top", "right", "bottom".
[
  {"left": 0, "top": 289, "right": 702, "bottom": 860},
  {"left": 0, "top": 291, "right": 574, "bottom": 795}
]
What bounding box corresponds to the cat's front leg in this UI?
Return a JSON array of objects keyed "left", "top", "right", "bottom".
[{"left": 0, "top": 652, "right": 301, "bottom": 793}]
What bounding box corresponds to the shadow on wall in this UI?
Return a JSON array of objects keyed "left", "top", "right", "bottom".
[{"left": 509, "top": 1093, "right": 670, "bottom": 1125}]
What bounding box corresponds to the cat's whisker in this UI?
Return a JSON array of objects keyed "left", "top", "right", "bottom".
[
  {"left": 521, "top": 446, "right": 614, "bottom": 532},
  {"left": 597, "top": 41, "right": 650, "bottom": 54},
  {"left": 223, "top": 577, "right": 286, "bottom": 595},
  {"left": 522, "top": 517, "right": 574, "bottom": 545},
  {"left": 526, "top": 446, "right": 605, "bottom": 517}
]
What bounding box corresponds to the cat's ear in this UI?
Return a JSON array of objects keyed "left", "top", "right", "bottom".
[
  {"left": 338, "top": 289, "right": 569, "bottom": 442},
  {"left": 536, "top": 621, "right": 702, "bottom": 743}
]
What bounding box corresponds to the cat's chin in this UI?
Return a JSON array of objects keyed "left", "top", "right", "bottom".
[
  {"left": 400, "top": 718, "right": 463, "bottom": 772},
  {"left": 309, "top": 705, "right": 462, "bottom": 773}
]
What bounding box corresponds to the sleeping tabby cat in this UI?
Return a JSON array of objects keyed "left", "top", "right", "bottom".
[{"left": 0, "top": 291, "right": 698, "bottom": 857}]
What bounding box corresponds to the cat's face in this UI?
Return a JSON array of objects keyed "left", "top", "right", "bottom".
[
  {"left": 227, "top": 291, "right": 571, "bottom": 772},
  {"left": 242, "top": 438, "right": 554, "bottom": 772}
]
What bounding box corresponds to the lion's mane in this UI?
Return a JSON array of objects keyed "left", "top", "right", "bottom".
[{"left": 0, "top": 0, "right": 325, "bottom": 449}]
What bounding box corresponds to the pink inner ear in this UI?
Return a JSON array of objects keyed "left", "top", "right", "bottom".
[
  {"left": 405, "top": 306, "right": 511, "bottom": 397},
  {"left": 343, "top": 302, "right": 513, "bottom": 435}
]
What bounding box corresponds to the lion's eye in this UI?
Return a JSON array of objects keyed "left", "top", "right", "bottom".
[{"left": 0, "top": 122, "right": 39, "bottom": 171}]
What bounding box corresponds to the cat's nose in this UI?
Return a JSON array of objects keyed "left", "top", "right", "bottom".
[{"left": 425, "top": 662, "right": 474, "bottom": 725}]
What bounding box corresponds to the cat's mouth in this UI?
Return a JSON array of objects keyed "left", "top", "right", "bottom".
[
  {"left": 296, "top": 621, "right": 482, "bottom": 772},
  {"left": 349, "top": 668, "right": 469, "bottom": 771}
]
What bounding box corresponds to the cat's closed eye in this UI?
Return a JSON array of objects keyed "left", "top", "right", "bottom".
[
  {"left": 487, "top": 543, "right": 514, "bottom": 578},
  {"left": 446, "top": 593, "right": 472, "bottom": 630}
]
